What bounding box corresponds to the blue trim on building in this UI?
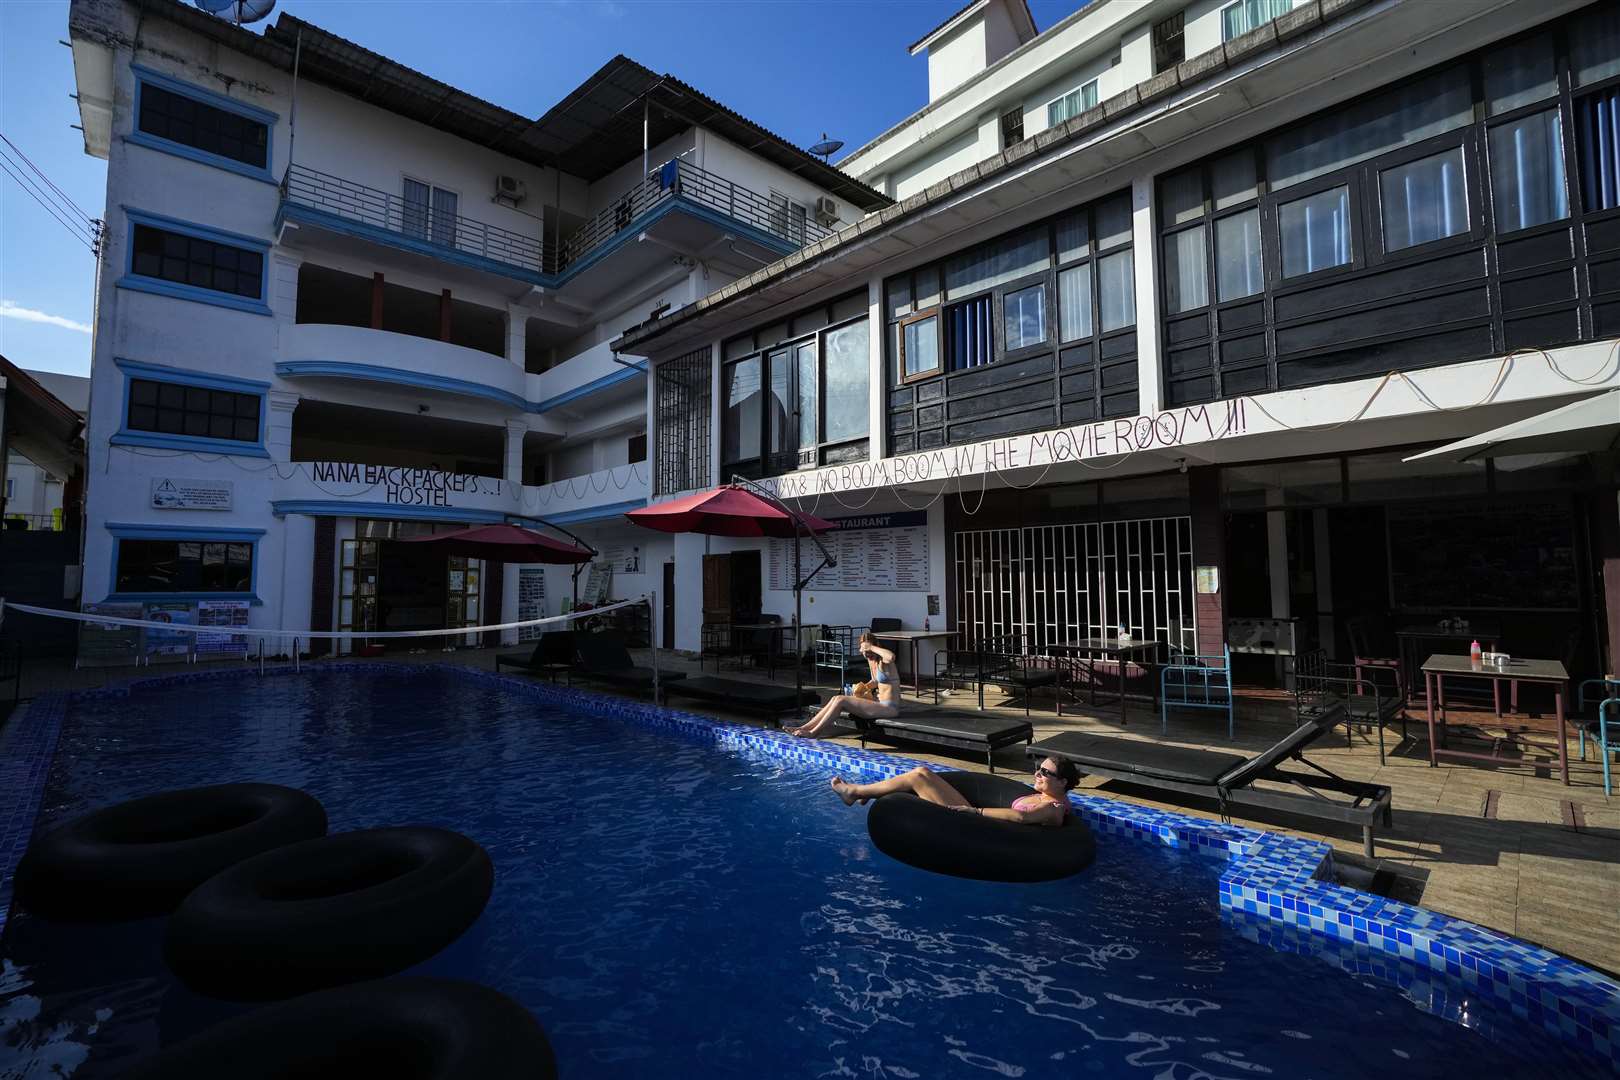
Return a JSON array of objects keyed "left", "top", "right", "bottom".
[
  {"left": 270, "top": 500, "right": 509, "bottom": 524},
  {"left": 112, "top": 358, "right": 270, "bottom": 458},
  {"left": 532, "top": 366, "right": 644, "bottom": 413},
  {"left": 540, "top": 498, "right": 647, "bottom": 525},
  {"left": 105, "top": 521, "right": 266, "bottom": 605},
  {"left": 126, "top": 64, "right": 277, "bottom": 183},
  {"left": 274, "top": 361, "right": 529, "bottom": 411},
  {"left": 118, "top": 206, "right": 273, "bottom": 316},
  {"left": 124, "top": 133, "right": 279, "bottom": 185},
  {"left": 275, "top": 202, "right": 545, "bottom": 285},
  {"left": 130, "top": 64, "right": 279, "bottom": 125}
]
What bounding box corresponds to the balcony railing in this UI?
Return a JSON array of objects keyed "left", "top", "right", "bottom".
[
  {"left": 280, "top": 160, "right": 833, "bottom": 280},
  {"left": 561, "top": 158, "right": 834, "bottom": 270},
  {"left": 281, "top": 165, "right": 552, "bottom": 276}
]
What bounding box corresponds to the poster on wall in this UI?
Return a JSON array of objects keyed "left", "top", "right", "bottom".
[
  {"left": 768, "top": 511, "right": 930, "bottom": 592},
  {"left": 582, "top": 562, "right": 613, "bottom": 605},
  {"left": 143, "top": 602, "right": 196, "bottom": 662},
  {"left": 150, "top": 477, "right": 233, "bottom": 511},
  {"left": 76, "top": 602, "right": 145, "bottom": 668},
  {"left": 195, "top": 600, "right": 250, "bottom": 660},
  {"left": 517, "top": 567, "right": 548, "bottom": 642}
]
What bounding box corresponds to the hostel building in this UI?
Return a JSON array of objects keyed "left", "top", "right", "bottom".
[
  {"left": 66, "top": 0, "right": 886, "bottom": 650},
  {"left": 617, "top": 0, "right": 1620, "bottom": 688}
]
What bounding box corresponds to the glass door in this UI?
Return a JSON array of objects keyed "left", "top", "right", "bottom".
[
  {"left": 338, "top": 537, "right": 379, "bottom": 655},
  {"left": 445, "top": 555, "right": 483, "bottom": 648}
]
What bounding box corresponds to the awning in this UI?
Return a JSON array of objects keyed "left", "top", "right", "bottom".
[{"left": 1403, "top": 390, "right": 1620, "bottom": 464}]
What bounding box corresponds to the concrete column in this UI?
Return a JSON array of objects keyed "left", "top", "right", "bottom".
[
  {"left": 270, "top": 253, "right": 303, "bottom": 326},
  {"left": 1267, "top": 498, "right": 1291, "bottom": 684},
  {"left": 1313, "top": 506, "right": 1334, "bottom": 658},
  {"left": 504, "top": 419, "right": 528, "bottom": 486},
  {"left": 1188, "top": 466, "right": 1225, "bottom": 655},
  {"left": 1130, "top": 172, "right": 1164, "bottom": 417},
  {"left": 502, "top": 561, "right": 523, "bottom": 646},
  {"left": 709, "top": 337, "right": 724, "bottom": 488},
  {"left": 867, "top": 272, "right": 885, "bottom": 464},
  {"left": 506, "top": 304, "right": 529, "bottom": 371},
  {"left": 266, "top": 391, "right": 301, "bottom": 463}
]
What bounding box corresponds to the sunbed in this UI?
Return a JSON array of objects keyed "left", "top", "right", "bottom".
[
  {"left": 857, "top": 709, "right": 1035, "bottom": 772},
  {"left": 573, "top": 632, "right": 684, "bottom": 694},
  {"left": 1025, "top": 706, "right": 1393, "bottom": 856},
  {"left": 493, "top": 631, "right": 578, "bottom": 683},
  {"left": 663, "top": 676, "right": 821, "bottom": 724}
]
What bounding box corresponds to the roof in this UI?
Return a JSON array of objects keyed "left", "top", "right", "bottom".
[
  {"left": 0, "top": 355, "right": 85, "bottom": 479},
  {"left": 114, "top": 0, "right": 889, "bottom": 210},
  {"left": 23, "top": 370, "right": 90, "bottom": 414},
  {"left": 908, "top": 0, "right": 1038, "bottom": 55}
]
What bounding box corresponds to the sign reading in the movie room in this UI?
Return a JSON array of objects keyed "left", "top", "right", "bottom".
[{"left": 309, "top": 463, "right": 502, "bottom": 507}]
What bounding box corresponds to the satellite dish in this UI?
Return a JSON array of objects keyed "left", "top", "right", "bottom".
[
  {"left": 808, "top": 133, "right": 844, "bottom": 162},
  {"left": 193, "top": 0, "right": 275, "bottom": 24}
]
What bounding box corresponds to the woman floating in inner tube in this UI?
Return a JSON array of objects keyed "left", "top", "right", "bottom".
[
  {"left": 830, "top": 758, "right": 1080, "bottom": 826},
  {"left": 785, "top": 632, "right": 900, "bottom": 738}
]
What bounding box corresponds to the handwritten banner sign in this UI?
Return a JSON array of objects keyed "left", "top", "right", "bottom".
[
  {"left": 760, "top": 398, "right": 1250, "bottom": 500},
  {"left": 309, "top": 463, "right": 503, "bottom": 507}
]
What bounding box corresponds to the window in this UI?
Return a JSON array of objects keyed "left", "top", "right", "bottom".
[
  {"left": 1003, "top": 284, "right": 1047, "bottom": 350},
  {"left": 1278, "top": 185, "right": 1351, "bottom": 277},
  {"left": 1047, "top": 80, "right": 1099, "bottom": 127},
  {"left": 1576, "top": 89, "right": 1620, "bottom": 213},
  {"left": 1484, "top": 33, "right": 1558, "bottom": 116},
  {"left": 1222, "top": 0, "right": 1292, "bottom": 41},
  {"left": 1152, "top": 13, "right": 1185, "bottom": 74},
  {"left": 3, "top": 478, "right": 13, "bottom": 501},
  {"left": 1380, "top": 146, "right": 1469, "bottom": 251},
  {"left": 1571, "top": 2, "right": 1620, "bottom": 87},
  {"left": 900, "top": 313, "right": 940, "bottom": 379},
  {"left": 1097, "top": 250, "right": 1135, "bottom": 331},
  {"left": 1163, "top": 226, "right": 1208, "bottom": 313},
  {"left": 654, "top": 345, "right": 711, "bottom": 496},
  {"left": 130, "top": 223, "right": 264, "bottom": 300},
  {"left": 1491, "top": 111, "right": 1569, "bottom": 231},
  {"left": 114, "top": 539, "right": 254, "bottom": 594},
  {"left": 1058, "top": 264, "right": 1092, "bottom": 341},
  {"left": 770, "top": 192, "right": 809, "bottom": 244},
  {"left": 628, "top": 432, "right": 647, "bottom": 463},
  {"left": 127, "top": 378, "right": 260, "bottom": 442},
  {"left": 944, "top": 227, "right": 1048, "bottom": 298},
  {"left": 1000, "top": 108, "right": 1024, "bottom": 149},
  {"left": 1215, "top": 209, "right": 1263, "bottom": 301},
  {"left": 822, "top": 320, "right": 869, "bottom": 444},
  {"left": 137, "top": 81, "right": 268, "bottom": 170},
  {"left": 947, "top": 295, "right": 994, "bottom": 369},
  {"left": 721, "top": 356, "right": 762, "bottom": 465},
  {"left": 404, "top": 179, "right": 458, "bottom": 248}
]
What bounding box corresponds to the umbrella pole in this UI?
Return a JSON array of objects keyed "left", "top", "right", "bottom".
[
  {"left": 794, "top": 530, "right": 803, "bottom": 726},
  {"left": 650, "top": 593, "right": 660, "bottom": 706}
]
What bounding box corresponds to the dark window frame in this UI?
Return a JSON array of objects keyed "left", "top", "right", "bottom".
[
  {"left": 128, "top": 222, "right": 266, "bottom": 301},
  {"left": 897, "top": 309, "right": 942, "bottom": 383},
  {"left": 112, "top": 537, "right": 257, "bottom": 596},
  {"left": 136, "top": 80, "right": 269, "bottom": 170},
  {"left": 999, "top": 107, "right": 1025, "bottom": 149},
  {"left": 1152, "top": 11, "right": 1186, "bottom": 74},
  {"left": 126, "top": 376, "right": 261, "bottom": 444}
]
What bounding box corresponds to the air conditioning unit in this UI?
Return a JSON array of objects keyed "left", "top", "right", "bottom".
[
  {"left": 494, "top": 174, "right": 527, "bottom": 204},
  {"left": 813, "top": 195, "right": 839, "bottom": 226}
]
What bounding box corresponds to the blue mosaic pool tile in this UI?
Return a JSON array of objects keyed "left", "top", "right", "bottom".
[{"left": 2, "top": 661, "right": 1616, "bottom": 1071}]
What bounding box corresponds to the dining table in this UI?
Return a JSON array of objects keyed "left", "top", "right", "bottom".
[
  {"left": 1049, "top": 638, "right": 1160, "bottom": 725},
  {"left": 1396, "top": 621, "right": 1501, "bottom": 705},
  {"left": 869, "top": 628, "right": 958, "bottom": 696},
  {"left": 1421, "top": 653, "right": 1570, "bottom": 784}
]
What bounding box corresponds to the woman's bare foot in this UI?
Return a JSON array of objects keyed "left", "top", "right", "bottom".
[{"left": 830, "top": 777, "right": 859, "bottom": 806}]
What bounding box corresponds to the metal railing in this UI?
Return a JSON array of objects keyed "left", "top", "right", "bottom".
[
  {"left": 281, "top": 165, "right": 552, "bottom": 275},
  {"left": 2, "top": 513, "right": 60, "bottom": 531},
  {"left": 280, "top": 159, "right": 833, "bottom": 279}
]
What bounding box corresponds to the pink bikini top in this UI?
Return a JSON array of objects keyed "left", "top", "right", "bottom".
[{"left": 1011, "top": 794, "right": 1066, "bottom": 816}]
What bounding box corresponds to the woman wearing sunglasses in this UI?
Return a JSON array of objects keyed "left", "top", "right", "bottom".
[
  {"left": 830, "top": 757, "right": 1080, "bottom": 826},
  {"left": 785, "top": 632, "right": 901, "bottom": 738}
]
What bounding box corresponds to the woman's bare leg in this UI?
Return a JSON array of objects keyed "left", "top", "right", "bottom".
[
  {"left": 831, "top": 766, "right": 971, "bottom": 808},
  {"left": 786, "top": 695, "right": 853, "bottom": 737}
]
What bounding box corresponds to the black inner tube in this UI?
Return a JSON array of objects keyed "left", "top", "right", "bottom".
[{"left": 257, "top": 849, "right": 425, "bottom": 902}]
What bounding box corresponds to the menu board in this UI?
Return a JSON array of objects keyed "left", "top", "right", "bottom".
[
  {"left": 769, "top": 511, "right": 930, "bottom": 593},
  {"left": 517, "top": 567, "right": 547, "bottom": 642}
]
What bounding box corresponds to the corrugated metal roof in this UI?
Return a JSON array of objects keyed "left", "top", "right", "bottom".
[{"left": 127, "top": 0, "right": 888, "bottom": 209}]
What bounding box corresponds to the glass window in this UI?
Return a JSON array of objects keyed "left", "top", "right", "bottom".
[
  {"left": 130, "top": 224, "right": 263, "bottom": 299},
  {"left": 1097, "top": 250, "right": 1135, "bottom": 331},
  {"left": 1576, "top": 90, "right": 1620, "bottom": 213},
  {"left": 796, "top": 342, "right": 817, "bottom": 450},
  {"left": 1211, "top": 151, "right": 1259, "bottom": 210},
  {"left": 1095, "top": 194, "right": 1133, "bottom": 249},
  {"left": 721, "top": 357, "right": 761, "bottom": 463},
  {"left": 1571, "top": 3, "right": 1620, "bottom": 86},
  {"left": 1163, "top": 226, "right": 1209, "bottom": 313},
  {"left": 115, "top": 537, "right": 254, "bottom": 593},
  {"left": 944, "top": 227, "right": 1048, "bottom": 299},
  {"left": 886, "top": 277, "right": 912, "bottom": 320},
  {"left": 1058, "top": 264, "right": 1093, "bottom": 342},
  {"left": 901, "top": 314, "right": 940, "bottom": 378},
  {"left": 1267, "top": 67, "right": 1472, "bottom": 190},
  {"left": 1047, "top": 80, "right": 1099, "bottom": 127},
  {"left": 822, "top": 320, "right": 869, "bottom": 443},
  {"left": 1056, "top": 213, "right": 1089, "bottom": 262},
  {"left": 1215, "top": 209, "right": 1263, "bottom": 301},
  {"left": 1381, "top": 146, "right": 1469, "bottom": 251},
  {"left": 914, "top": 266, "right": 941, "bottom": 310},
  {"left": 127, "top": 378, "right": 260, "bottom": 442},
  {"left": 766, "top": 348, "right": 792, "bottom": 455},
  {"left": 1161, "top": 168, "right": 1204, "bottom": 225},
  {"left": 1003, "top": 284, "right": 1047, "bottom": 350},
  {"left": 947, "top": 295, "right": 994, "bottom": 369},
  {"left": 1484, "top": 34, "right": 1558, "bottom": 116},
  {"left": 1490, "top": 111, "right": 1569, "bottom": 232},
  {"left": 1278, "top": 185, "right": 1351, "bottom": 277},
  {"left": 138, "top": 82, "right": 269, "bottom": 168},
  {"left": 1223, "top": 0, "right": 1291, "bottom": 41}
]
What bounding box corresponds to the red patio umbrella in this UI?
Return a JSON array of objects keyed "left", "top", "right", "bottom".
[
  {"left": 626, "top": 483, "right": 837, "bottom": 715},
  {"left": 402, "top": 523, "right": 593, "bottom": 564}
]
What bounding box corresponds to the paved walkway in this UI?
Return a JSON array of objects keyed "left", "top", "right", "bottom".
[{"left": 9, "top": 645, "right": 1616, "bottom": 975}]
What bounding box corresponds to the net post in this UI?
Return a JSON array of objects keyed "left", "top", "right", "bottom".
[{"left": 649, "top": 593, "right": 660, "bottom": 706}]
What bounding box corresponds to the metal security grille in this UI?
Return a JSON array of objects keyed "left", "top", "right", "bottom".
[
  {"left": 953, "top": 517, "right": 1197, "bottom": 655},
  {"left": 654, "top": 346, "right": 712, "bottom": 496}
]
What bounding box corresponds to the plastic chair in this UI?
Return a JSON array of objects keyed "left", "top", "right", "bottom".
[{"left": 1577, "top": 676, "right": 1619, "bottom": 796}]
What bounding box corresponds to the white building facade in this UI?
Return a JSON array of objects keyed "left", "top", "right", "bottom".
[
  {"left": 67, "top": 0, "right": 887, "bottom": 651},
  {"left": 618, "top": 0, "right": 1620, "bottom": 686}
]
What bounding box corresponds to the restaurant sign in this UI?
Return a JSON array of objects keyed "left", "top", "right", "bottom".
[
  {"left": 760, "top": 397, "right": 1251, "bottom": 499},
  {"left": 308, "top": 462, "right": 503, "bottom": 507}
]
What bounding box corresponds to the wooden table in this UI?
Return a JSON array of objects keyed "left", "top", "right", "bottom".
[
  {"left": 1422, "top": 654, "right": 1569, "bottom": 784},
  {"left": 1397, "top": 622, "right": 1500, "bottom": 705},
  {"left": 1050, "top": 638, "right": 1160, "bottom": 725},
  {"left": 728, "top": 623, "right": 792, "bottom": 678},
  {"left": 869, "top": 629, "right": 956, "bottom": 696}
]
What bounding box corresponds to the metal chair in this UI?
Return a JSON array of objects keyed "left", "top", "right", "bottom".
[
  {"left": 1289, "top": 648, "right": 1404, "bottom": 764},
  {"left": 1347, "top": 615, "right": 1404, "bottom": 705},
  {"left": 700, "top": 622, "right": 741, "bottom": 673},
  {"left": 1577, "top": 676, "right": 1619, "bottom": 796},
  {"left": 1160, "top": 645, "right": 1234, "bottom": 739}
]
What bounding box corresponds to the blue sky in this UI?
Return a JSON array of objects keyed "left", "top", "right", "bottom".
[{"left": 0, "top": 0, "right": 1081, "bottom": 378}]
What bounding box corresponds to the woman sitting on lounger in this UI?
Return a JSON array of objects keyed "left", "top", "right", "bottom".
[
  {"left": 785, "top": 632, "right": 900, "bottom": 737},
  {"left": 829, "top": 758, "right": 1080, "bottom": 825}
]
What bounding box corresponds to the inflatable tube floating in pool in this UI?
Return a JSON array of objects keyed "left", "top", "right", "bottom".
[
  {"left": 14, "top": 783, "right": 328, "bottom": 922},
  {"left": 124, "top": 977, "right": 556, "bottom": 1080},
  {"left": 868, "top": 771, "right": 1096, "bottom": 883},
  {"left": 165, "top": 826, "right": 494, "bottom": 1000}
]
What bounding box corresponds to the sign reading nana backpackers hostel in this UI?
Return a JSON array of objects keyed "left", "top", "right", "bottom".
[
  {"left": 309, "top": 463, "right": 502, "bottom": 507},
  {"left": 768, "top": 511, "right": 930, "bottom": 593}
]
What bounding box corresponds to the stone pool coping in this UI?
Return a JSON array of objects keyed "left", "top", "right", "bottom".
[{"left": 0, "top": 662, "right": 1615, "bottom": 1069}]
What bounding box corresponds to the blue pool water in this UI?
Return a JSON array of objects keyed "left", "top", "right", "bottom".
[{"left": 0, "top": 669, "right": 1608, "bottom": 1078}]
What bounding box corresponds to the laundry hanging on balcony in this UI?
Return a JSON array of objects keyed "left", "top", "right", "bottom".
[{"left": 658, "top": 159, "right": 680, "bottom": 193}]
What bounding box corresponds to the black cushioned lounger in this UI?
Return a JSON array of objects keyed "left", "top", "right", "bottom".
[
  {"left": 494, "top": 632, "right": 578, "bottom": 682},
  {"left": 859, "top": 710, "right": 1035, "bottom": 772},
  {"left": 573, "top": 633, "right": 684, "bottom": 694},
  {"left": 663, "top": 677, "right": 821, "bottom": 724},
  {"left": 1026, "top": 706, "right": 1393, "bottom": 856}
]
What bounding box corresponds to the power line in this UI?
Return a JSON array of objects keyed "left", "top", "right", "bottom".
[
  {"left": 0, "top": 131, "right": 94, "bottom": 224},
  {"left": 0, "top": 145, "right": 95, "bottom": 239},
  {"left": 0, "top": 155, "right": 96, "bottom": 253}
]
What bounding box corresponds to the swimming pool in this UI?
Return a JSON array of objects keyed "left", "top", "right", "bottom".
[{"left": 0, "top": 667, "right": 1614, "bottom": 1077}]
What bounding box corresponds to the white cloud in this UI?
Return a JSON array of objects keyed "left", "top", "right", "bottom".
[{"left": 0, "top": 300, "right": 92, "bottom": 335}]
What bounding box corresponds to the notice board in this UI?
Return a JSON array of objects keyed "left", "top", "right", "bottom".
[{"left": 768, "top": 511, "right": 930, "bottom": 593}]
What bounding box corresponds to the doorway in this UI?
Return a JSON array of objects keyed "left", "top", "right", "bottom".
[
  {"left": 702, "top": 550, "right": 762, "bottom": 625},
  {"left": 662, "top": 562, "right": 675, "bottom": 647}
]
